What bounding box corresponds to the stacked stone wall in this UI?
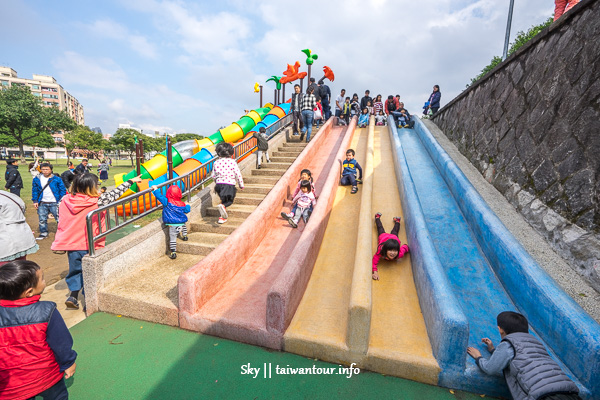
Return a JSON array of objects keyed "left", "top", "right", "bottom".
[{"left": 432, "top": 0, "right": 600, "bottom": 291}]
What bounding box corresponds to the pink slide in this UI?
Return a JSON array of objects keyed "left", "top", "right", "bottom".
[{"left": 178, "top": 117, "right": 357, "bottom": 348}]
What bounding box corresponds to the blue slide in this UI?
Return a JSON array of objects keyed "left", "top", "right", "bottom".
[{"left": 388, "top": 117, "right": 600, "bottom": 398}]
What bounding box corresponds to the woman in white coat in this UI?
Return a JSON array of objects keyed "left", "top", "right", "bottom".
[{"left": 0, "top": 190, "right": 38, "bottom": 266}]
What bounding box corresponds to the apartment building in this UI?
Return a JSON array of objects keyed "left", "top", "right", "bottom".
[{"left": 1, "top": 66, "right": 85, "bottom": 158}]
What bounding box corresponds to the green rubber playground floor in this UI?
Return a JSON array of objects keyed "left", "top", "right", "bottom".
[{"left": 65, "top": 313, "right": 495, "bottom": 399}]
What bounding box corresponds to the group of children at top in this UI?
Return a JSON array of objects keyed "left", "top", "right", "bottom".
[{"left": 336, "top": 90, "right": 414, "bottom": 129}]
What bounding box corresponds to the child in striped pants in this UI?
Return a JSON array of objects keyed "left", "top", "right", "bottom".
[{"left": 152, "top": 185, "right": 191, "bottom": 259}]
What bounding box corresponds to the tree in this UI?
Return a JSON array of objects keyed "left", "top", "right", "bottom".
[
  {"left": 469, "top": 17, "right": 553, "bottom": 86},
  {"left": 0, "top": 85, "right": 77, "bottom": 159},
  {"left": 0, "top": 86, "right": 44, "bottom": 159},
  {"left": 110, "top": 128, "right": 158, "bottom": 167},
  {"left": 63, "top": 126, "right": 108, "bottom": 162},
  {"left": 172, "top": 133, "right": 204, "bottom": 143}
]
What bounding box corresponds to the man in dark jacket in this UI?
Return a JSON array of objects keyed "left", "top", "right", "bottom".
[
  {"left": 290, "top": 84, "right": 304, "bottom": 135},
  {"left": 74, "top": 159, "right": 89, "bottom": 175},
  {"left": 318, "top": 80, "right": 332, "bottom": 121},
  {"left": 60, "top": 162, "right": 77, "bottom": 189},
  {"left": 4, "top": 159, "right": 23, "bottom": 197},
  {"left": 360, "top": 90, "right": 373, "bottom": 111},
  {"left": 308, "top": 77, "right": 320, "bottom": 102}
]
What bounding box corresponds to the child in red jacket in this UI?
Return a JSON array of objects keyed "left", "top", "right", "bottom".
[
  {"left": 0, "top": 260, "right": 77, "bottom": 400},
  {"left": 372, "top": 213, "right": 410, "bottom": 280}
]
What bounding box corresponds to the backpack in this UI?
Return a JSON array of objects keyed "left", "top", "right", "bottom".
[{"left": 387, "top": 100, "right": 396, "bottom": 112}]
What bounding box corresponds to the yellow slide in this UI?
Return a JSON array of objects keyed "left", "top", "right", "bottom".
[{"left": 284, "top": 122, "right": 440, "bottom": 384}]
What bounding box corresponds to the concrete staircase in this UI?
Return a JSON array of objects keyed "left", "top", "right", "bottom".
[{"left": 98, "top": 141, "right": 307, "bottom": 326}]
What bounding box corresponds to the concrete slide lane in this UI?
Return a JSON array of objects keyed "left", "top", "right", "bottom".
[
  {"left": 180, "top": 124, "right": 350, "bottom": 349},
  {"left": 285, "top": 124, "right": 440, "bottom": 385},
  {"left": 396, "top": 125, "right": 586, "bottom": 396}
]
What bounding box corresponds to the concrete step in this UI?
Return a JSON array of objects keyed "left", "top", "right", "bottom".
[
  {"left": 242, "top": 184, "right": 273, "bottom": 195},
  {"left": 282, "top": 142, "right": 308, "bottom": 148},
  {"left": 244, "top": 176, "right": 280, "bottom": 185},
  {"left": 234, "top": 193, "right": 266, "bottom": 206},
  {"left": 99, "top": 253, "right": 202, "bottom": 326},
  {"left": 252, "top": 168, "right": 285, "bottom": 177},
  {"left": 270, "top": 156, "right": 296, "bottom": 163},
  {"left": 273, "top": 151, "right": 302, "bottom": 157},
  {"left": 259, "top": 162, "right": 290, "bottom": 170},
  {"left": 205, "top": 204, "right": 256, "bottom": 219},
  {"left": 177, "top": 232, "right": 230, "bottom": 256},
  {"left": 189, "top": 217, "right": 246, "bottom": 235}
]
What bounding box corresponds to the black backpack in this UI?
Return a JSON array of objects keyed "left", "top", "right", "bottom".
[{"left": 387, "top": 100, "right": 396, "bottom": 112}]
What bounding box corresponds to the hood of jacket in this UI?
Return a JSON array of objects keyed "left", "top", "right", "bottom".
[
  {"left": 63, "top": 193, "right": 99, "bottom": 215},
  {"left": 166, "top": 185, "right": 185, "bottom": 207}
]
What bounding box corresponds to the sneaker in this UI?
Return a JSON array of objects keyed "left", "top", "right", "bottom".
[
  {"left": 257, "top": 165, "right": 261, "bottom": 169},
  {"left": 217, "top": 217, "right": 227, "bottom": 224},
  {"left": 217, "top": 204, "right": 228, "bottom": 219},
  {"left": 287, "top": 217, "right": 298, "bottom": 228},
  {"left": 280, "top": 211, "right": 290, "bottom": 220},
  {"left": 300, "top": 133, "right": 305, "bottom": 141},
  {"left": 170, "top": 251, "right": 177, "bottom": 259},
  {"left": 181, "top": 236, "right": 189, "bottom": 241},
  {"left": 393, "top": 217, "right": 402, "bottom": 224},
  {"left": 36, "top": 234, "right": 48, "bottom": 240},
  {"left": 52, "top": 250, "right": 66, "bottom": 255},
  {"left": 351, "top": 186, "right": 358, "bottom": 194},
  {"left": 375, "top": 212, "right": 382, "bottom": 219},
  {"left": 356, "top": 179, "right": 363, "bottom": 184},
  {"left": 267, "top": 159, "right": 271, "bottom": 163},
  {"left": 65, "top": 297, "right": 79, "bottom": 310},
  {"left": 403, "top": 124, "right": 409, "bottom": 128}
]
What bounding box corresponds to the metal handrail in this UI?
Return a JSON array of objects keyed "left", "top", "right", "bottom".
[{"left": 85, "top": 113, "right": 293, "bottom": 255}]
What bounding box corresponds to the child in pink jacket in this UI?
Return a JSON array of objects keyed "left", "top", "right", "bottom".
[
  {"left": 52, "top": 173, "right": 142, "bottom": 310},
  {"left": 372, "top": 213, "right": 409, "bottom": 281}
]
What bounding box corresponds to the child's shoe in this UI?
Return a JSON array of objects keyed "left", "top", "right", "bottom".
[
  {"left": 218, "top": 204, "right": 228, "bottom": 219},
  {"left": 393, "top": 217, "right": 402, "bottom": 224},
  {"left": 403, "top": 124, "right": 409, "bottom": 128},
  {"left": 257, "top": 165, "right": 261, "bottom": 169},
  {"left": 375, "top": 212, "right": 382, "bottom": 219},
  {"left": 280, "top": 211, "right": 291, "bottom": 220},
  {"left": 181, "top": 236, "right": 189, "bottom": 241},
  {"left": 356, "top": 179, "right": 363, "bottom": 184},
  {"left": 65, "top": 297, "right": 79, "bottom": 310},
  {"left": 218, "top": 217, "right": 227, "bottom": 224},
  {"left": 170, "top": 251, "right": 177, "bottom": 259},
  {"left": 287, "top": 217, "right": 298, "bottom": 228},
  {"left": 351, "top": 186, "right": 358, "bottom": 194}
]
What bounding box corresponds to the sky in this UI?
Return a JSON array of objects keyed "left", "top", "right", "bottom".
[{"left": 1, "top": 0, "right": 553, "bottom": 136}]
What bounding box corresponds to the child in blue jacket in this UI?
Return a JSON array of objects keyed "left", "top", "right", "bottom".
[
  {"left": 340, "top": 149, "right": 363, "bottom": 194},
  {"left": 358, "top": 108, "right": 370, "bottom": 128},
  {"left": 152, "top": 185, "right": 191, "bottom": 259}
]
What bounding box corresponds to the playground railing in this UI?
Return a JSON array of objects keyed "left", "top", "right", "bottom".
[{"left": 85, "top": 113, "right": 293, "bottom": 256}]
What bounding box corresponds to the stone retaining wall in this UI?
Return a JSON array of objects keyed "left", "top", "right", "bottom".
[{"left": 432, "top": 0, "right": 600, "bottom": 291}]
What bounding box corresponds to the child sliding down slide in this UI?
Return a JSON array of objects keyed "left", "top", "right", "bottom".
[
  {"left": 372, "top": 213, "right": 410, "bottom": 281},
  {"left": 283, "top": 180, "right": 316, "bottom": 228},
  {"left": 281, "top": 169, "right": 316, "bottom": 220}
]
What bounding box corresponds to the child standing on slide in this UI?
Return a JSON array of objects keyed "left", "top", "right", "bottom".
[
  {"left": 372, "top": 213, "right": 410, "bottom": 281},
  {"left": 212, "top": 142, "right": 244, "bottom": 224},
  {"left": 152, "top": 185, "right": 190, "bottom": 259}
]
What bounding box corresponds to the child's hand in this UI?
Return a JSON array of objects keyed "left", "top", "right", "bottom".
[
  {"left": 130, "top": 175, "right": 143, "bottom": 184},
  {"left": 482, "top": 338, "right": 494, "bottom": 352},
  {"left": 467, "top": 347, "right": 481, "bottom": 359},
  {"left": 372, "top": 271, "right": 379, "bottom": 280},
  {"left": 151, "top": 185, "right": 158, "bottom": 191},
  {"left": 64, "top": 362, "right": 77, "bottom": 379}
]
